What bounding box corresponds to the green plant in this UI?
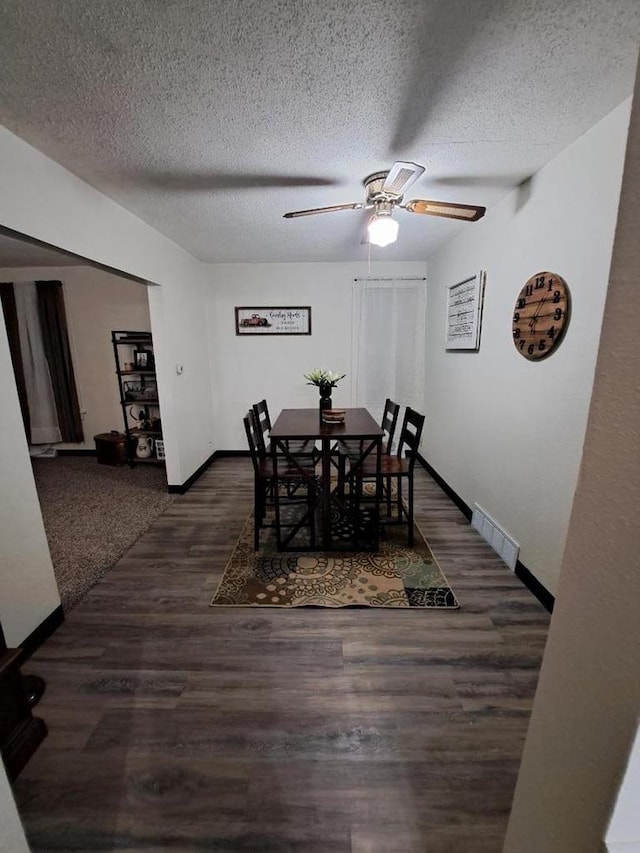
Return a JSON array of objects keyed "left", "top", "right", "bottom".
[{"left": 303, "top": 368, "right": 346, "bottom": 388}]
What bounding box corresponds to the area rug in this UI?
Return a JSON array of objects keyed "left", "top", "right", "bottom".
[{"left": 211, "top": 512, "right": 459, "bottom": 609}]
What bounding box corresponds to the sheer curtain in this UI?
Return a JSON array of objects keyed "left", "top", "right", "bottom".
[
  {"left": 14, "top": 283, "right": 62, "bottom": 444},
  {"left": 2, "top": 281, "right": 84, "bottom": 446},
  {"left": 352, "top": 277, "right": 426, "bottom": 432}
]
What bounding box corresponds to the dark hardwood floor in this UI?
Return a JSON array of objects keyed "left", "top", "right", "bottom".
[{"left": 13, "top": 458, "right": 550, "bottom": 852}]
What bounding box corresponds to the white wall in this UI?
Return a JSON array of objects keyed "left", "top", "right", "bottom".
[
  {"left": 205, "top": 261, "right": 427, "bottom": 449},
  {"left": 0, "top": 266, "right": 152, "bottom": 450},
  {"left": 0, "top": 313, "right": 61, "bottom": 645},
  {"left": 0, "top": 761, "right": 30, "bottom": 853},
  {"left": 504, "top": 62, "right": 640, "bottom": 851},
  {"left": 423, "top": 100, "right": 631, "bottom": 595},
  {"left": 0, "top": 123, "right": 215, "bottom": 487},
  {"left": 606, "top": 724, "right": 640, "bottom": 851}
]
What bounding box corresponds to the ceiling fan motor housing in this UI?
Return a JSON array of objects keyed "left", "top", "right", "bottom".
[{"left": 364, "top": 171, "right": 402, "bottom": 205}]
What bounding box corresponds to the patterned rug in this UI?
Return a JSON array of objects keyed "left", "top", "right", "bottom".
[{"left": 211, "top": 511, "right": 459, "bottom": 609}]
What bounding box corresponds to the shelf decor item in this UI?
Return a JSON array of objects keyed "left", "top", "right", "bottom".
[
  {"left": 303, "top": 368, "right": 346, "bottom": 415},
  {"left": 134, "top": 346, "right": 154, "bottom": 369},
  {"left": 135, "top": 436, "right": 154, "bottom": 459},
  {"left": 123, "top": 381, "right": 141, "bottom": 401},
  {"left": 111, "top": 331, "right": 164, "bottom": 466}
]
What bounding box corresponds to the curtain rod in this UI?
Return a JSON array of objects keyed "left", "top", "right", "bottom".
[{"left": 353, "top": 276, "right": 426, "bottom": 282}]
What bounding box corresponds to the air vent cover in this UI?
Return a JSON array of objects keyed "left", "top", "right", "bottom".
[{"left": 471, "top": 504, "right": 520, "bottom": 570}]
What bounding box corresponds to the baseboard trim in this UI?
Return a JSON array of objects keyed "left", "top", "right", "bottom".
[
  {"left": 417, "top": 454, "right": 554, "bottom": 613},
  {"left": 18, "top": 605, "right": 65, "bottom": 661},
  {"left": 167, "top": 450, "right": 219, "bottom": 494},
  {"left": 514, "top": 561, "right": 555, "bottom": 613},
  {"left": 417, "top": 453, "right": 472, "bottom": 520},
  {"left": 214, "top": 450, "right": 251, "bottom": 457}
]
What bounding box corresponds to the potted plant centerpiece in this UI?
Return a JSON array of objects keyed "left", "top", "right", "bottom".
[{"left": 304, "top": 368, "right": 346, "bottom": 415}]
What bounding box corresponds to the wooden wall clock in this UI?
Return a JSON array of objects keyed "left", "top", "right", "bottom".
[{"left": 512, "top": 271, "right": 570, "bottom": 360}]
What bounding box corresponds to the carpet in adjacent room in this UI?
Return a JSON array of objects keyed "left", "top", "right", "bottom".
[{"left": 31, "top": 455, "right": 175, "bottom": 611}]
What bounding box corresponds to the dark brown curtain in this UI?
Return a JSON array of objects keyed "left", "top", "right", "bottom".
[
  {"left": 0, "top": 282, "right": 32, "bottom": 441},
  {"left": 36, "top": 280, "right": 84, "bottom": 443}
]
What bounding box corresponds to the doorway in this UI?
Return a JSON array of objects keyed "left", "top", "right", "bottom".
[{"left": 0, "top": 228, "right": 171, "bottom": 610}]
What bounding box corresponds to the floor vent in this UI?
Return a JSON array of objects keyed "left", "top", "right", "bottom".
[{"left": 471, "top": 504, "right": 519, "bottom": 570}]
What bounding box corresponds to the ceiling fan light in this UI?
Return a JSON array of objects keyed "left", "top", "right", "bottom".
[{"left": 368, "top": 213, "right": 399, "bottom": 247}]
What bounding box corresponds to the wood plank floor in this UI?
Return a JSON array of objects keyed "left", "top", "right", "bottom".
[{"left": 13, "top": 458, "right": 550, "bottom": 852}]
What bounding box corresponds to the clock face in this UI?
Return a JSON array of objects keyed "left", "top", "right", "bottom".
[{"left": 512, "top": 271, "right": 570, "bottom": 360}]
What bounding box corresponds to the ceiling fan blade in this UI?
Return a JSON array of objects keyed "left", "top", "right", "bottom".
[
  {"left": 283, "top": 202, "right": 363, "bottom": 219},
  {"left": 404, "top": 199, "right": 486, "bottom": 221},
  {"left": 381, "top": 162, "right": 425, "bottom": 197}
]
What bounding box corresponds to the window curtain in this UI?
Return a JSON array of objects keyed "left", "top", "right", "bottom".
[
  {"left": 1, "top": 280, "right": 83, "bottom": 445},
  {"left": 352, "top": 278, "right": 426, "bottom": 434},
  {"left": 0, "top": 283, "right": 31, "bottom": 439},
  {"left": 14, "top": 282, "right": 62, "bottom": 444},
  {"left": 36, "top": 281, "right": 83, "bottom": 443}
]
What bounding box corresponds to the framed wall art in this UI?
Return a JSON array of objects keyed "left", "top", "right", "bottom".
[
  {"left": 445, "top": 271, "right": 486, "bottom": 351},
  {"left": 235, "top": 306, "right": 312, "bottom": 335},
  {"left": 134, "top": 348, "right": 150, "bottom": 368}
]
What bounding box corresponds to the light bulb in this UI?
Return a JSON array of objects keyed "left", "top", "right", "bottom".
[{"left": 368, "top": 213, "right": 399, "bottom": 247}]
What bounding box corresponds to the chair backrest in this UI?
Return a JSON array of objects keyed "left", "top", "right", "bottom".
[
  {"left": 252, "top": 399, "right": 271, "bottom": 454},
  {"left": 243, "top": 410, "right": 265, "bottom": 475},
  {"left": 396, "top": 407, "right": 425, "bottom": 467},
  {"left": 380, "top": 398, "right": 400, "bottom": 453}
]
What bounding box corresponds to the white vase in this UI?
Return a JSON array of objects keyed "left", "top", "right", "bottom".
[{"left": 135, "top": 437, "right": 154, "bottom": 459}]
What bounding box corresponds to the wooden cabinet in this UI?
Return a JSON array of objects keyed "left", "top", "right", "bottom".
[
  {"left": 0, "top": 630, "right": 47, "bottom": 781},
  {"left": 111, "top": 331, "right": 165, "bottom": 465}
]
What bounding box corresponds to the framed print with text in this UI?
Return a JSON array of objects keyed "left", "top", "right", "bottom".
[
  {"left": 235, "top": 306, "right": 312, "bottom": 335},
  {"left": 445, "top": 271, "right": 485, "bottom": 350}
]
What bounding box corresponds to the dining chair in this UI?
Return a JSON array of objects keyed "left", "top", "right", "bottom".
[
  {"left": 252, "top": 398, "right": 318, "bottom": 459},
  {"left": 345, "top": 406, "right": 425, "bottom": 546},
  {"left": 243, "top": 410, "right": 317, "bottom": 550},
  {"left": 251, "top": 398, "right": 273, "bottom": 454},
  {"left": 380, "top": 398, "right": 401, "bottom": 453},
  {"left": 337, "top": 398, "right": 400, "bottom": 505}
]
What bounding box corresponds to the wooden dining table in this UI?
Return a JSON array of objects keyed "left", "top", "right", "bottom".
[{"left": 269, "top": 407, "right": 383, "bottom": 550}]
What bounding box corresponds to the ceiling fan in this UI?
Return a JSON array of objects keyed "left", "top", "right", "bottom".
[{"left": 283, "top": 161, "right": 486, "bottom": 246}]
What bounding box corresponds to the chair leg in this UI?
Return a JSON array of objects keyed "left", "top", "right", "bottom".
[
  {"left": 253, "top": 480, "right": 261, "bottom": 550},
  {"left": 354, "top": 473, "right": 364, "bottom": 516},
  {"left": 308, "top": 481, "right": 316, "bottom": 547},
  {"left": 273, "top": 476, "right": 317, "bottom": 551},
  {"left": 337, "top": 454, "right": 347, "bottom": 499},
  {"left": 274, "top": 479, "right": 283, "bottom": 551},
  {"left": 407, "top": 474, "right": 414, "bottom": 546}
]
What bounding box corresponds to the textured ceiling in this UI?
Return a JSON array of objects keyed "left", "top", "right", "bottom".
[{"left": 0, "top": 0, "right": 638, "bottom": 264}]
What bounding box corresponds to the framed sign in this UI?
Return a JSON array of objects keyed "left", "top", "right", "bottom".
[
  {"left": 445, "top": 271, "right": 485, "bottom": 350},
  {"left": 235, "top": 306, "right": 312, "bottom": 335}
]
